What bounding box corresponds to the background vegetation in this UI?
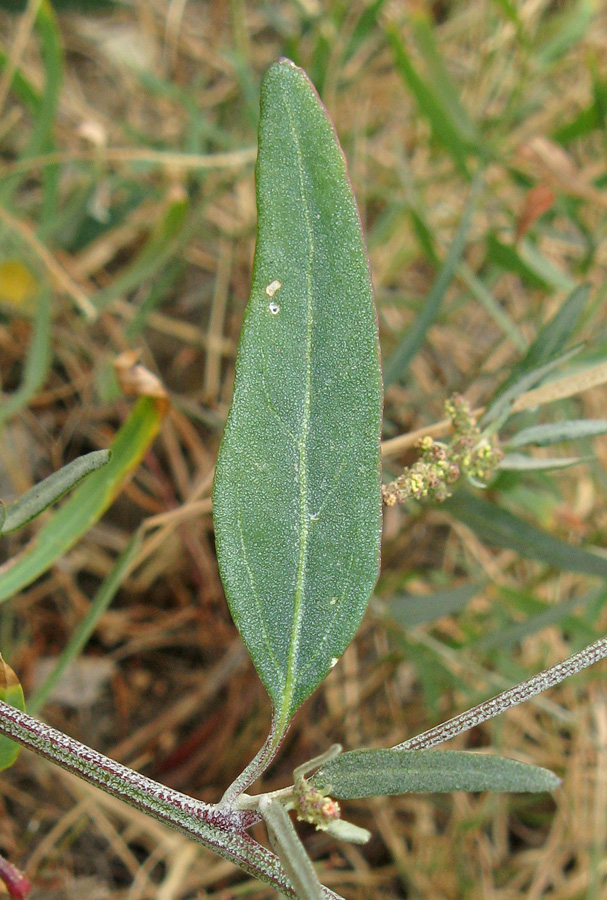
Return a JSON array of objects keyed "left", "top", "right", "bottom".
[{"left": 1, "top": 1, "right": 607, "bottom": 897}]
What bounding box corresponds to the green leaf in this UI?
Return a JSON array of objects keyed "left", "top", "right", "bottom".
[
  {"left": 0, "top": 0, "right": 62, "bottom": 208},
  {"left": 444, "top": 489, "right": 607, "bottom": 579},
  {"left": 311, "top": 749, "right": 560, "bottom": 798},
  {"left": 260, "top": 797, "right": 323, "bottom": 900},
  {"left": 507, "top": 418, "right": 607, "bottom": 449},
  {"left": 481, "top": 346, "right": 581, "bottom": 427},
  {"left": 27, "top": 532, "right": 142, "bottom": 716},
  {"left": 383, "top": 178, "right": 479, "bottom": 387},
  {"left": 93, "top": 193, "right": 189, "bottom": 311},
  {"left": 0, "top": 656, "right": 25, "bottom": 772},
  {"left": 212, "top": 59, "right": 382, "bottom": 731},
  {"left": 0, "top": 396, "right": 166, "bottom": 603},
  {"left": 499, "top": 453, "right": 584, "bottom": 472},
  {"left": 387, "top": 581, "right": 483, "bottom": 628},
  {"left": 486, "top": 233, "right": 550, "bottom": 289},
  {"left": 486, "top": 283, "right": 589, "bottom": 405},
  {"left": 384, "top": 24, "right": 472, "bottom": 176},
  {"left": 1, "top": 449, "right": 111, "bottom": 534}
]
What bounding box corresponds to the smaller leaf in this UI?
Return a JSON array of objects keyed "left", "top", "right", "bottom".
[
  {"left": 507, "top": 418, "right": 607, "bottom": 449},
  {"left": 387, "top": 581, "right": 483, "bottom": 628},
  {"left": 383, "top": 177, "right": 479, "bottom": 387},
  {"left": 1, "top": 449, "right": 112, "bottom": 534},
  {"left": 0, "top": 656, "right": 25, "bottom": 772},
  {"left": 311, "top": 749, "right": 560, "bottom": 798},
  {"left": 481, "top": 346, "right": 581, "bottom": 427},
  {"left": 445, "top": 490, "right": 607, "bottom": 579},
  {"left": 260, "top": 797, "right": 323, "bottom": 900},
  {"left": 499, "top": 453, "right": 584, "bottom": 472},
  {"left": 486, "top": 284, "right": 589, "bottom": 405}
]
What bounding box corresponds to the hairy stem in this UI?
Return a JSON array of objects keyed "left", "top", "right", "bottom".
[
  {"left": 393, "top": 636, "right": 607, "bottom": 751},
  {"left": 0, "top": 701, "right": 342, "bottom": 899}
]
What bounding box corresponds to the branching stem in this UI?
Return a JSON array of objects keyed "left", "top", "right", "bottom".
[{"left": 0, "top": 700, "right": 343, "bottom": 899}]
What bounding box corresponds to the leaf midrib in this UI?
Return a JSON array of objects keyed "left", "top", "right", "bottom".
[{"left": 279, "top": 89, "right": 315, "bottom": 726}]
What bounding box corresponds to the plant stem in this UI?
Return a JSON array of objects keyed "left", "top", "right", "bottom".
[
  {"left": 0, "top": 701, "right": 342, "bottom": 899},
  {"left": 393, "top": 636, "right": 607, "bottom": 751},
  {"left": 220, "top": 712, "right": 285, "bottom": 806}
]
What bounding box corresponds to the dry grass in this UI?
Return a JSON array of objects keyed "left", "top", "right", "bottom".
[{"left": 1, "top": 0, "right": 607, "bottom": 898}]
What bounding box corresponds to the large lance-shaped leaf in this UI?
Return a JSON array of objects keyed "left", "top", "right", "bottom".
[
  {"left": 311, "top": 749, "right": 560, "bottom": 798},
  {"left": 213, "top": 59, "right": 382, "bottom": 730}
]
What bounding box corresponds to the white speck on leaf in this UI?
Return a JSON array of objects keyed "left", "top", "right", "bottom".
[
  {"left": 265, "top": 279, "right": 282, "bottom": 298},
  {"left": 330, "top": 596, "right": 337, "bottom": 606},
  {"left": 330, "top": 657, "right": 338, "bottom": 669},
  {"left": 268, "top": 301, "right": 280, "bottom": 315}
]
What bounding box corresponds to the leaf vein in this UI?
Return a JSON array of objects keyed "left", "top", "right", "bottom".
[
  {"left": 236, "top": 510, "right": 282, "bottom": 687},
  {"left": 280, "top": 90, "right": 315, "bottom": 723}
]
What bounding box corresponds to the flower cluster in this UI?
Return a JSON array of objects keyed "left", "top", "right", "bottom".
[
  {"left": 292, "top": 780, "right": 341, "bottom": 830},
  {"left": 382, "top": 394, "right": 503, "bottom": 506}
]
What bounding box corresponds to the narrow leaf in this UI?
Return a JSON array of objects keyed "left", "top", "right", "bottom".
[
  {"left": 212, "top": 59, "right": 382, "bottom": 730},
  {"left": 507, "top": 418, "right": 607, "bottom": 449},
  {"left": 481, "top": 346, "right": 581, "bottom": 427},
  {"left": 1, "top": 450, "right": 111, "bottom": 535},
  {"left": 445, "top": 490, "right": 607, "bottom": 579},
  {"left": 383, "top": 178, "right": 479, "bottom": 387},
  {"left": 311, "top": 749, "right": 560, "bottom": 798},
  {"left": 260, "top": 798, "right": 323, "bottom": 900},
  {"left": 385, "top": 24, "right": 471, "bottom": 175},
  {"left": 499, "top": 453, "right": 584, "bottom": 472},
  {"left": 387, "top": 581, "right": 482, "bottom": 628},
  {"left": 486, "top": 283, "right": 589, "bottom": 405},
  {"left": 28, "top": 533, "right": 141, "bottom": 716},
  {"left": 0, "top": 656, "right": 25, "bottom": 772},
  {"left": 0, "top": 396, "right": 166, "bottom": 602}
]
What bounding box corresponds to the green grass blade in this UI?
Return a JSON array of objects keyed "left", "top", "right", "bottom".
[
  {"left": 411, "top": 14, "right": 479, "bottom": 147},
  {"left": 444, "top": 489, "right": 607, "bottom": 578},
  {"left": 28, "top": 533, "right": 141, "bottom": 715},
  {"left": 481, "top": 346, "right": 581, "bottom": 427},
  {"left": 458, "top": 262, "right": 527, "bottom": 351},
  {"left": 0, "top": 288, "right": 52, "bottom": 426},
  {"left": 1, "top": 450, "right": 111, "bottom": 534},
  {"left": 492, "top": 283, "right": 590, "bottom": 403},
  {"left": 312, "top": 749, "right": 560, "bottom": 797},
  {"left": 0, "top": 396, "right": 166, "bottom": 603},
  {"left": 0, "top": 655, "right": 24, "bottom": 772},
  {"left": 213, "top": 59, "right": 382, "bottom": 730},
  {"left": 475, "top": 586, "right": 605, "bottom": 653},
  {"left": 485, "top": 234, "right": 550, "bottom": 289},
  {"left": 387, "top": 582, "right": 483, "bottom": 628},
  {"left": 385, "top": 24, "right": 471, "bottom": 176},
  {"left": 93, "top": 194, "right": 189, "bottom": 310},
  {"left": 0, "top": 0, "right": 63, "bottom": 206},
  {"left": 383, "top": 179, "right": 479, "bottom": 387},
  {"left": 0, "top": 49, "right": 40, "bottom": 113}
]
